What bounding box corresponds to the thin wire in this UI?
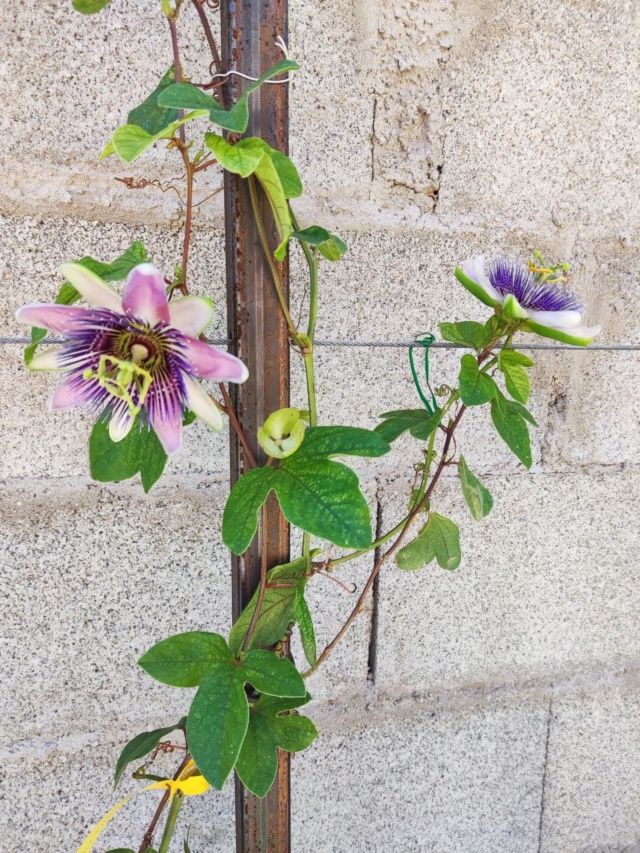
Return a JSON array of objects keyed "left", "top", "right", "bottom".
[{"left": 2, "top": 336, "right": 638, "bottom": 352}]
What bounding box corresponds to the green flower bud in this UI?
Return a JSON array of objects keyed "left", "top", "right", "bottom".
[{"left": 258, "top": 408, "right": 306, "bottom": 459}]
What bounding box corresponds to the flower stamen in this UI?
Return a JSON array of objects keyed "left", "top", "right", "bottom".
[{"left": 84, "top": 354, "right": 154, "bottom": 418}]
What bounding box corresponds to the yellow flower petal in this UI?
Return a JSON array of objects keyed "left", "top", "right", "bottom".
[{"left": 76, "top": 790, "right": 138, "bottom": 853}]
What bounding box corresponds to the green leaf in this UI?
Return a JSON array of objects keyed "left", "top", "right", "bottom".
[
  {"left": 458, "top": 455, "right": 493, "bottom": 521},
  {"left": 114, "top": 718, "right": 186, "bottom": 789},
  {"left": 290, "top": 227, "right": 348, "bottom": 262},
  {"left": 490, "top": 392, "right": 532, "bottom": 468},
  {"left": 88, "top": 417, "right": 168, "bottom": 493},
  {"left": 498, "top": 350, "right": 534, "bottom": 369},
  {"left": 248, "top": 140, "right": 302, "bottom": 199},
  {"left": 222, "top": 466, "right": 279, "bottom": 555},
  {"left": 158, "top": 60, "right": 300, "bottom": 135},
  {"left": 396, "top": 512, "right": 461, "bottom": 571},
  {"left": 223, "top": 428, "right": 389, "bottom": 554},
  {"left": 204, "top": 134, "right": 265, "bottom": 178},
  {"left": 104, "top": 111, "right": 207, "bottom": 163},
  {"left": 254, "top": 151, "right": 292, "bottom": 256},
  {"left": 187, "top": 667, "right": 249, "bottom": 791},
  {"left": 502, "top": 362, "right": 531, "bottom": 404},
  {"left": 240, "top": 649, "right": 306, "bottom": 698},
  {"left": 458, "top": 354, "right": 497, "bottom": 406},
  {"left": 73, "top": 0, "right": 110, "bottom": 12},
  {"left": 228, "top": 557, "right": 308, "bottom": 654},
  {"left": 299, "top": 425, "right": 390, "bottom": 459},
  {"left": 507, "top": 399, "right": 538, "bottom": 426},
  {"left": 128, "top": 67, "right": 180, "bottom": 135},
  {"left": 138, "top": 632, "right": 233, "bottom": 688},
  {"left": 295, "top": 588, "right": 317, "bottom": 668},
  {"left": 104, "top": 849, "right": 135, "bottom": 853},
  {"left": 236, "top": 694, "right": 316, "bottom": 798},
  {"left": 375, "top": 408, "right": 442, "bottom": 443},
  {"left": 439, "top": 321, "right": 489, "bottom": 350}
]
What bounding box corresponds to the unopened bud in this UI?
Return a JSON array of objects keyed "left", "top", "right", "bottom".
[{"left": 258, "top": 408, "right": 306, "bottom": 459}]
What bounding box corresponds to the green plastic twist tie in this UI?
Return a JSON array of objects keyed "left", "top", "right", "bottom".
[{"left": 409, "top": 333, "right": 438, "bottom": 415}]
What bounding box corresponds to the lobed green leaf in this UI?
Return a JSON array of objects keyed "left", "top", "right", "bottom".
[
  {"left": 396, "top": 512, "right": 461, "bottom": 571},
  {"left": 138, "top": 632, "right": 233, "bottom": 688},
  {"left": 89, "top": 417, "right": 167, "bottom": 493},
  {"left": 128, "top": 67, "right": 180, "bottom": 136}
]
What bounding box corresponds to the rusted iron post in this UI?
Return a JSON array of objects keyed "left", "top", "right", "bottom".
[{"left": 220, "top": 1, "right": 291, "bottom": 851}]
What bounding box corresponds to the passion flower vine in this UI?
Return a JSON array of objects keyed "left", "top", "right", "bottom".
[
  {"left": 456, "top": 252, "right": 601, "bottom": 345},
  {"left": 16, "top": 263, "right": 248, "bottom": 454}
]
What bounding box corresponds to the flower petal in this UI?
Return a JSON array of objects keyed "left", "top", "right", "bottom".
[
  {"left": 122, "top": 263, "right": 170, "bottom": 325},
  {"left": 149, "top": 408, "right": 183, "bottom": 455},
  {"left": 28, "top": 347, "right": 65, "bottom": 372},
  {"left": 524, "top": 319, "right": 602, "bottom": 346},
  {"left": 109, "top": 409, "right": 136, "bottom": 443},
  {"left": 50, "top": 375, "right": 92, "bottom": 410},
  {"left": 168, "top": 296, "right": 215, "bottom": 336},
  {"left": 183, "top": 375, "right": 224, "bottom": 432},
  {"left": 525, "top": 309, "right": 583, "bottom": 330},
  {"left": 184, "top": 338, "right": 249, "bottom": 383},
  {"left": 456, "top": 258, "right": 502, "bottom": 307},
  {"left": 16, "top": 304, "right": 87, "bottom": 334},
  {"left": 58, "top": 263, "right": 123, "bottom": 312}
]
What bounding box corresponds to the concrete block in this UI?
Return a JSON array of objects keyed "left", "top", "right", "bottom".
[
  {"left": 374, "top": 471, "right": 640, "bottom": 694},
  {"left": 0, "top": 478, "right": 232, "bottom": 744},
  {"left": 293, "top": 697, "right": 548, "bottom": 853},
  {"left": 541, "top": 688, "right": 640, "bottom": 852}
]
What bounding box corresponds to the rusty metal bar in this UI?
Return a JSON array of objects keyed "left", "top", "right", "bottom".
[{"left": 220, "top": 1, "right": 291, "bottom": 851}]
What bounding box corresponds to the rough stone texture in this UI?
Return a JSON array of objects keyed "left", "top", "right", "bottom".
[{"left": 1, "top": 0, "right": 640, "bottom": 850}]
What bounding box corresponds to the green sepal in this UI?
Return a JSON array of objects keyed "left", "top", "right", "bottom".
[
  {"left": 222, "top": 427, "right": 390, "bottom": 554},
  {"left": 114, "top": 718, "right": 186, "bottom": 789},
  {"left": 502, "top": 293, "right": 528, "bottom": 320},
  {"left": 458, "top": 455, "right": 493, "bottom": 521},
  {"left": 454, "top": 266, "right": 499, "bottom": 308},
  {"left": 89, "top": 416, "right": 167, "bottom": 493},
  {"left": 396, "top": 512, "right": 462, "bottom": 571},
  {"left": 522, "top": 319, "right": 595, "bottom": 346},
  {"left": 458, "top": 354, "right": 497, "bottom": 406}
]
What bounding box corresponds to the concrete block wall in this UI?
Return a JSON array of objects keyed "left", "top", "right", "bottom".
[{"left": 1, "top": 1, "right": 638, "bottom": 851}]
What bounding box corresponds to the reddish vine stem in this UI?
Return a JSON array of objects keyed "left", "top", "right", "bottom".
[
  {"left": 138, "top": 751, "right": 192, "bottom": 853},
  {"left": 191, "top": 0, "right": 226, "bottom": 106},
  {"left": 167, "top": 16, "right": 186, "bottom": 143},
  {"left": 177, "top": 143, "right": 195, "bottom": 292},
  {"left": 308, "top": 405, "right": 466, "bottom": 674},
  {"left": 218, "top": 382, "right": 257, "bottom": 469}
]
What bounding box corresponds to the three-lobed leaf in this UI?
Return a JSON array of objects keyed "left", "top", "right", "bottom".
[
  {"left": 128, "top": 67, "right": 180, "bottom": 136},
  {"left": 458, "top": 455, "right": 493, "bottom": 521},
  {"left": 396, "top": 512, "right": 462, "bottom": 571},
  {"left": 103, "top": 111, "right": 208, "bottom": 163},
  {"left": 114, "top": 718, "right": 186, "bottom": 789},
  {"left": 222, "top": 427, "right": 390, "bottom": 554}
]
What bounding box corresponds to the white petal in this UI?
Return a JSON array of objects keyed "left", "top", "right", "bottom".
[
  {"left": 183, "top": 375, "right": 224, "bottom": 432},
  {"left": 109, "top": 411, "right": 135, "bottom": 443},
  {"left": 569, "top": 324, "right": 602, "bottom": 339},
  {"left": 168, "top": 296, "right": 215, "bottom": 336},
  {"left": 29, "top": 347, "right": 65, "bottom": 372},
  {"left": 58, "top": 263, "right": 123, "bottom": 312},
  {"left": 461, "top": 255, "right": 503, "bottom": 303},
  {"left": 526, "top": 309, "right": 583, "bottom": 330}
]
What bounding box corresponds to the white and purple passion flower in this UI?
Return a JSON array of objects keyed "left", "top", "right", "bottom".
[
  {"left": 455, "top": 253, "right": 601, "bottom": 346},
  {"left": 16, "top": 263, "right": 248, "bottom": 455}
]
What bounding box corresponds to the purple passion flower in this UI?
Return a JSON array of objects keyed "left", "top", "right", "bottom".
[
  {"left": 455, "top": 254, "right": 601, "bottom": 346},
  {"left": 16, "top": 263, "right": 248, "bottom": 455}
]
